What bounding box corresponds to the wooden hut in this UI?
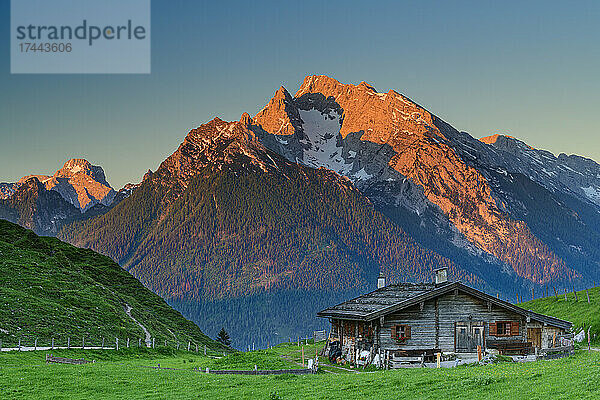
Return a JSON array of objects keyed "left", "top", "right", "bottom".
[{"left": 317, "top": 268, "right": 571, "bottom": 366}]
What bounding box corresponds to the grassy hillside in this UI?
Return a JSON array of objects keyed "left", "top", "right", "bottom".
[
  {"left": 0, "top": 343, "right": 598, "bottom": 399},
  {"left": 520, "top": 286, "right": 600, "bottom": 344},
  {"left": 0, "top": 219, "right": 229, "bottom": 351}
]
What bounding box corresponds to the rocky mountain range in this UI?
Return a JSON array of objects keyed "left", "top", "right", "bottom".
[
  {"left": 0, "top": 159, "right": 140, "bottom": 235},
  {"left": 2, "top": 75, "right": 599, "bottom": 347},
  {"left": 252, "top": 76, "right": 597, "bottom": 286},
  {"left": 1, "top": 159, "right": 116, "bottom": 211}
]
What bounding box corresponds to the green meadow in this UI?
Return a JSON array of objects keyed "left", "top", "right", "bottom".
[
  {"left": 520, "top": 286, "right": 600, "bottom": 344},
  {"left": 1, "top": 342, "right": 599, "bottom": 399}
]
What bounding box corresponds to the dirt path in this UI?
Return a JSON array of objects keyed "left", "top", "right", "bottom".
[{"left": 124, "top": 304, "right": 152, "bottom": 347}]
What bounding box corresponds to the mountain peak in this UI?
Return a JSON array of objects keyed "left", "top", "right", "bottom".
[
  {"left": 273, "top": 86, "right": 292, "bottom": 101},
  {"left": 295, "top": 75, "right": 380, "bottom": 98},
  {"left": 54, "top": 158, "right": 110, "bottom": 186},
  {"left": 480, "top": 134, "right": 535, "bottom": 151},
  {"left": 45, "top": 159, "right": 115, "bottom": 211},
  {"left": 19, "top": 176, "right": 45, "bottom": 191},
  {"left": 240, "top": 112, "right": 252, "bottom": 128},
  {"left": 254, "top": 85, "right": 302, "bottom": 137},
  {"left": 480, "top": 134, "right": 514, "bottom": 145}
]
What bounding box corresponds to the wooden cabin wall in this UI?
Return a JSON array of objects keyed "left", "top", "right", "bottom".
[
  {"left": 380, "top": 292, "right": 530, "bottom": 352},
  {"left": 380, "top": 301, "right": 437, "bottom": 351}
]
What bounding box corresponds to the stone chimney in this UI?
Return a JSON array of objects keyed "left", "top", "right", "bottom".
[
  {"left": 434, "top": 268, "right": 448, "bottom": 285},
  {"left": 377, "top": 273, "right": 386, "bottom": 289}
]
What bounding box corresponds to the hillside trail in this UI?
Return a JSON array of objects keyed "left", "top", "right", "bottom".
[
  {"left": 124, "top": 304, "right": 152, "bottom": 347},
  {"left": 93, "top": 281, "right": 153, "bottom": 347}
]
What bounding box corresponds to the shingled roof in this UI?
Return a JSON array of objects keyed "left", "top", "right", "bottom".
[
  {"left": 317, "top": 282, "right": 572, "bottom": 330},
  {"left": 316, "top": 282, "right": 440, "bottom": 320}
]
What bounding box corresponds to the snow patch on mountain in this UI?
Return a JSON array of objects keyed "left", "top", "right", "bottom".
[
  {"left": 298, "top": 109, "right": 353, "bottom": 175},
  {"left": 582, "top": 185, "right": 600, "bottom": 205},
  {"left": 351, "top": 168, "right": 373, "bottom": 181}
]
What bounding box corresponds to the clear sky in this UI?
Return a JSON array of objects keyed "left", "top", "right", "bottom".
[{"left": 1, "top": 0, "right": 599, "bottom": 189}]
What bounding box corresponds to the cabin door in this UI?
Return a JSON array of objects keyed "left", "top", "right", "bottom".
[
  {"left": 456, "top": 324, "right": 469, "bottom": 352},
  {"left": 527, "top": 328, "right": 542, "bottom": 349},
  {"left": 472, "top": 326, "right": 484, "bottom": 350}
]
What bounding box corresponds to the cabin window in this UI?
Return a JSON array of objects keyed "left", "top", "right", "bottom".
[
  {"left": 391, "top": 325, "right": 411, "bottom": 341},
  {"left": 490, "top": 321, "right": 519, "bottom": 337}
]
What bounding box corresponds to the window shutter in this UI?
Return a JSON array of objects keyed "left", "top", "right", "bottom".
[
  {"left": 489, "top": 322, "right": 497, "bottom": 336},
  {"left": 510, "top": 321, "right": 519, "bottom": 336},
  {"left": 391, "top": 325, "right": 397, "bottom": 339},
  {"left": 405, "top": 325, "right": 411, "bottom": 339}
]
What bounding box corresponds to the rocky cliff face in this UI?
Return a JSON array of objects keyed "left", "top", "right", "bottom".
[
  {"left": 479, "top": 134, "right": 600, "bottom": 207},
  {"left": 0, "top": 183, "right": 19, "bottom": 199},
  {"left": 2, "top": 159, "right": 116, "bottom": 212},
  {"left": 250, "top": 75, "right": 591, "bottom": 285},
  {"left": 0, "top": 177, "right": 80, "bottom": 236}
]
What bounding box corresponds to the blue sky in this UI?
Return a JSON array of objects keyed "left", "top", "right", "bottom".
[{"left": 1, "top": 0, "right": 599, "bottom": 188}]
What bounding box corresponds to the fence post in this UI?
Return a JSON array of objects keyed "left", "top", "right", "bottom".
[
  {"left": 586, "top": 289, "right": 591, "bottom": 304},
  {"left": 51, "top": 338, "right": 54, "bottom": 350},
  {"left": 553, "top": 286, "right": 558, "bottom": 298},
  {"left": 195, "top": 344, "right": 198, "bottom": 353},
  {"left": 187, "top": 342, "right": 190, "bottom": 352},
  {"left": 177, "top": 343, "right": 180, "bottom": 350},
  {"left": 164, "top": 340, "right": 167, "bottom": 347},
  {"left": 127, "top": 338, "right": 130, "bottom": 348},
  {"left": 116, "top": 338, "right": 119, "bottom": 351},
  {"left": 204, "top": 345, "right": 207, "bottom": 355},
  {"left": 302, "top": 346, "right": 305, "bottom": 366},
  {"left": 18, "top": 338, "right": 21, "bottom": 351},
  {"left": 573, "top": 286, "right": 578, "bottom": 301},
  {"left": 139, "top": 338, "right": 141, "bottom": 348},
  {"left": 152, "top": 338, "right": 155, "bottom": 349},
  {"left": 101, "top": 338, "right": 104, "bottom": 349},
  {"left": 67, "top": 337, "right": 70, "bottom": 349},
  {"left": 82, "top": 337, "right": 85, "bottom": 349},
  {"left": 0, "top": 339, "right": 2, "bottom": 351},
  {"left": 564, "top": 288, "right": 567, "bottom": 301}
]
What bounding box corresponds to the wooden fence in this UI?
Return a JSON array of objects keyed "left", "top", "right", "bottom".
[{"left": 0, "top": 338, "right": 225, "bottom": 357}]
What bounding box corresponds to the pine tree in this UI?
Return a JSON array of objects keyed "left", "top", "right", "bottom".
[{"left": 216, "top": 327, "right": 231, "bottom": 346}]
